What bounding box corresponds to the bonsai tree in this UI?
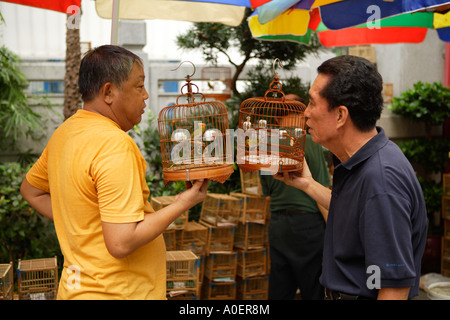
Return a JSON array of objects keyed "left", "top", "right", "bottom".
[{"left": 176, "top": 8, "right": 321, "bottom": 96}]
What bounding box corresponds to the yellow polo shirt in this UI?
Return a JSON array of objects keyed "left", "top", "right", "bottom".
[{"left": 26, "top": 109, "right": 166, "bottom": 300}]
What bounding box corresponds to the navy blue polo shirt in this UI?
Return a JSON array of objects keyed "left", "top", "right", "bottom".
[{"left": 320, "top": 127, "right": 427, "bottom": 299}]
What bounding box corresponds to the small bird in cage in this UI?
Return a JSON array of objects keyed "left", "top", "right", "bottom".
[
  {"left": 237, "top": 59, "right": 307, "bottom": 174},
  {"left": 158, "top": 62, "right": 234, "bottom": 186}
]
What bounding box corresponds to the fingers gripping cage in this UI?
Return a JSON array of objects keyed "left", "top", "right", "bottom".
[{"left": 158, "top": 62, "right": 233, "bottom": 185}]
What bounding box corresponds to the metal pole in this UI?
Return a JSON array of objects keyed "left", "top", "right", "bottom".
[
  {"left": 445, "top": 42, "right": 450, "bottom": 88},
  {"left": 111, "top": 0, "right": 120, "bottom": 45}
]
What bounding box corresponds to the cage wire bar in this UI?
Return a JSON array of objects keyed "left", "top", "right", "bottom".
[
  {"left": 158, "top": 61, "right": 233, "bottom": 185},
  {"left": 237, "top": 59, "right": 307, "bottom": 174}
]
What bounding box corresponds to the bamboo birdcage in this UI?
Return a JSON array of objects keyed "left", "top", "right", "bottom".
[
  {"left": 237, "top": 59, "right": 307, "bottom": 174},
  {"left": 158, "top": 62, "right": 234, "bottom": 185}
]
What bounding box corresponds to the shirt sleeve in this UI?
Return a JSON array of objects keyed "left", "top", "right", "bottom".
[
  {"left": 361, "top": 193, "right": 417, "bottom": 288},
  {"left": 91, "top": 135, "right": 147, "bottom": 223},
  {"left": 26, "top": 146, "right": 50, "bottom": 193}
]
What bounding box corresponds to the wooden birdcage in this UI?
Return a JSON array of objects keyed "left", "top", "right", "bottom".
[
  {"left": 163, "top": 229, "right": 177, "bottom": 251},
  {"left": 236, "top": 276, "right": 268, "bottom": 300},
  {"left": 166, "top": 251, "right": 200, "bottom": 298},
  {"left": 240, "top": 169, "right": 263, "bottom": 196},
  {"left": 237, "top": 59, "right": 307, "bottom": 174},
  {"left": 236, "top": 248, "right": 267, "bottom": 278},
  {"left": 200, "top": 193, "right": 241, "bottom": 227},
  {"left": 158, "top": 62, "right": 234, "bottom": 185},
  {"left": 176, "top": 221, "right": 209, "bottom": 255},
  {"left": 234, "top": 222, "right": 266, "bottom": 250},
  {"left": 201, "top": 278, "right": 236, "bottom": 300},
  {"left": 17, "top": 257, "right": 58, "bottom": 300},
  {"left": 204, "top": 252, "right": 237, "bottom": 281},
  {"left": 200, "top": 220, "right": 235, "bottom": 254},
  {"left": 230, "top": 192, "right": 267, "bottom": 223},
  {"left": 0, "top": 262, "right": 13, "bottom": 300}
]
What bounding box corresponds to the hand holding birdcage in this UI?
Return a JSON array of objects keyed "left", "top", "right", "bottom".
[{"left": 174, "top": 178, "right": 210, "bottom": 207}]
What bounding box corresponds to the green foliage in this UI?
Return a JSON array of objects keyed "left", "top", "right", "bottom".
[
  {"left": 390, "top": 81, "right": 450, "bottom": 230},
  {"left": 389, "top": 81, "right": 450, "bottom": 128},
  {"left": 176, "top": 8, "right": 320, "bottom": 94},
  {"left": 398, "top": 137, "right": 450, "bottom": 175},
  {"left": 0, "top": 46, "right": 48, "bottom": 150},
  {"left": 0, "top": 162, "right": 61, "bottom": 265},
  {"left": 417, "top": 177, "right": 443, "bottom": 222}
]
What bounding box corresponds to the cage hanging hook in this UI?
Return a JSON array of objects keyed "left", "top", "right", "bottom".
[
  {"left": 272, "top": 58, "right": 283, "bottom": 77},
  {"left": 171, "top": 60, "right": 196, "bottom": 79}
]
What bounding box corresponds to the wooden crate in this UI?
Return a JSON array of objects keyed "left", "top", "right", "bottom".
[
  {"left": 163, "top": 229, "right": 177, "bottom": 251},
  {"left": 151, "top": 196, "right": 188, "bottom": 230},
  {"left": 230, "top": 193, "right": 267, "bottom": 223},
  {"left": 204, "top": 252, "right": 237, "bottom": 281},
  {"left": 442, "top": 257, "right": 450, "bottom": 277},
  {"left": 443, "top": 196, "right": 450, "bottom": 220},
  {"left": 443, "top": 237, "right": 450, "bottom": 258},
  {"left": 17, "top": 257, "right": 58, "bottom": 300},
  {"left": 176, "top": 221, "right": 209, "bottom": 255},
  {"left": 444, "top": 174, "right": 450, "bottom": 196},
  {"left": 348, "top": 45, "right": 376, "bottom": 64},
  {"left": 0, "top": 262, "right": 13, "bottom": 300},
  {"left": 236, "top": 276, "right": 268, "bottom": 300},
  {"left": 240, "top": 169, "right": 262, "bottom": 196},
  {"left": 200, "top": 220, "right": 235, "bottom": 254},
  {"left": 166, "top": 251, "right": 200, "bottom": 298},
  {"left": 234, "top": 221, "right": 266, "bottom": 250},
  {"left": 201, "top": 278, "right": 236, "bottom": 300},
  {"left": 200, "top": 193, "right": 240, "bottom": 226},
  {"left": 167, "top": 291, "right": 199, "bottom": 300},
  {"left": 444, "top": 219, "right": 450, "bottom": 239},
  {"left": 236, "top": 248, "right": 267, "bottom": 278}
]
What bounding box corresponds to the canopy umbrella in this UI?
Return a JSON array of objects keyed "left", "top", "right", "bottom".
[
  {"left": 249, "top": 5, "right": 450, "bottom": 46},
  {"left": 1, "top": 0, "right": 81, "bottom": 13},
  {"left": 94, "top": 0, "right": 247, "bottom": 44},
  {"left": 178, "top": 0, "right": 450, "bottom": 45}
]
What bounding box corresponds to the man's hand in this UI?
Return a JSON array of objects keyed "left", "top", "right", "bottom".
[
  {"left": 273, "top": 159, "right": 332, "bottom": 217},
  {"left": 175, "top": 179, "right": 209, "bottom": 207},
  {"left": 273, "top": 158, "right": 313, "bottom": 192}
]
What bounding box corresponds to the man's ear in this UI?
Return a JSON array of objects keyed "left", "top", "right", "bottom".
[
  {"left": 335, "top": 105, "right": 349, "bottom": 129},
  {"left": 100, "top": 82, "right": 114, "bottom": 105}
]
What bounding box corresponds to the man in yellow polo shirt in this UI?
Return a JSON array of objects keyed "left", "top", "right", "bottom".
[{"left": 20, "top": 45, "right": 209, "bottom": 299}]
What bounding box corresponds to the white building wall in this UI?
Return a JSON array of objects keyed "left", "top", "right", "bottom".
[{"left": 0, "top": 0, "right": 446, "bottom": 161}]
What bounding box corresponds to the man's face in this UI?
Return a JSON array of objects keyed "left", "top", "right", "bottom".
[
  {"left": 305, "top": 73, "right": 337, "bottom": 149},
  {"left": 112, "top": 62, "right": 149, "bottom": 131}
]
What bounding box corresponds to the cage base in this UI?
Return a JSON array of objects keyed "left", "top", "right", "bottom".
[
  {"left": 238, "top": 162, "right": 303, "bottom": 174},
  {"left": 164, "top": 164, "right": 234, "bottom": 185}
]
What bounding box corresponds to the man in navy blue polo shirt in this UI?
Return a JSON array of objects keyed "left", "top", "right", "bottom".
[{"left": 275, "top": 55, "right": 427, "bottom": 300}]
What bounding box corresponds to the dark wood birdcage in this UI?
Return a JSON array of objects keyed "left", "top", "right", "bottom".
[
  {"left": 158, "top": 62, "right": 234, "bottom": 184},
  {"left": 237, "top": 60, "right": 307, "bottom": 174}
]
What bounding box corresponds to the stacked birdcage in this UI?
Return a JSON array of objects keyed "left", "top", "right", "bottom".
[
  {"left": 0, "top": 262, "right": 13, "bottom": 300},
  {"left": 166, "top": 250, "right": 200, "bottom": 300},
  {"left": 442, "top": 174, "right": 450, "bottom": 277},
  {"left": 17, "top": 257, "right": 58, "bottom": 300},
  {"left": 158, "top": 62, "right": 234, "bottom": 186},
  {"left": 237, "top": 60, "right": 307, "bottom": 175}
]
